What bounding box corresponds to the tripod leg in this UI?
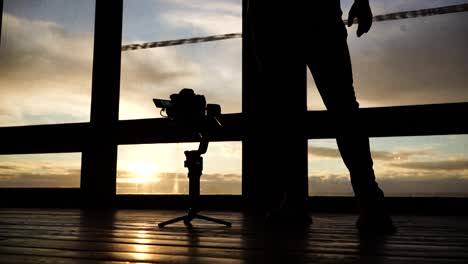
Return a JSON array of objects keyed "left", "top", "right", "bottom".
[
  {"left": 184, "top": 212, "right": 196, "bottom": 227},
  {"left": 158, "top": 215, "right": 187, "bottom": 228},
  {"left": 196, "top": 214, "right": 232, "bottom": 227}
]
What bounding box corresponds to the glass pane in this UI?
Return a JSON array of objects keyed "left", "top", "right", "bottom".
[
  {"left": 120, "top": 40, "right": 242, "bottom": 119},
  {"left": 308, "top": 135, "right": 468, "bottom": 197},
  {"left": 0, "top": 0, "right": 95, "bottom": 126},
  {"left": 122, "top": 0, "right": 241, "bottom": 44},
  {"left": 0, "top": 153, "right": 81, "bottom": 188},
  {"left": 120, "top": 0, "right": 242, "bottom": 120},
  {"left": 117, "top": 142, "right": 242, "bottom": 194},
  {"left": 308, "top": 0, "right": 468, "bottom": 110}
]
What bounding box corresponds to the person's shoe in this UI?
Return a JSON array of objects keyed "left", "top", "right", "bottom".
[{"left": 356, "top": 208, "right": 396, "bottom": 235}]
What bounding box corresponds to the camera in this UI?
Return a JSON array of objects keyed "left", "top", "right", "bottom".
[{"left": 153, "top": 88, "right": 221, "bottom": 127}]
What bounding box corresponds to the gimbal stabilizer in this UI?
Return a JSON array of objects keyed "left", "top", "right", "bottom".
[
  {"left": 154, "top": 89, "right": 230, "bottom": 227},
  {"left": 158, "top": 132, "right": 231, "bottom": 228}
]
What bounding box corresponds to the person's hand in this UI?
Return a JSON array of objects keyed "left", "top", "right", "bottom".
[{"left": 347, "top": 0, "right": 373, "bottom": 37}]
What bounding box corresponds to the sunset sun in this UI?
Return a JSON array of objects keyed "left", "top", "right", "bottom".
[{"left": 127, "top": 161, "right": 160, "bottom": 184}]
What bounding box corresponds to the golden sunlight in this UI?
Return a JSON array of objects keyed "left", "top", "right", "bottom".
[{"left": 127, "top": 161, "right": 160, "bottom": 184}]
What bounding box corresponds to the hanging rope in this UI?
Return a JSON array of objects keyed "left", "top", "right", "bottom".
[
  {"left": 121, "top": 3, "right": 468, "bottom": 52},
  {"left": 368, "top": 2, "right": 467, "bottom": 23},
  {"left": 122, "top": 33, "right": 242, "bottom": 51}
]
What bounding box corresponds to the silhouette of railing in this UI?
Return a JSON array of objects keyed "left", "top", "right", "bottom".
[{"left": 1, "top": 102, "right": 467, "bottom": 155}]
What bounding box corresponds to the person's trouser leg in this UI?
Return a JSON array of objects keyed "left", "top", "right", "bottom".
[{"left": 305, "top": 8, "right": 385, "bottom": 206}]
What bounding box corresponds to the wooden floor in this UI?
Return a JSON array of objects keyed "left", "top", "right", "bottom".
[{"left": 0, "top": 209, "right": 467, "bottom": 263}]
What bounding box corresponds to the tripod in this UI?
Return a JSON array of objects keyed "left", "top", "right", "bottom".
[{"left": 158, "top": 133, "right": 231, "bottom": 228}]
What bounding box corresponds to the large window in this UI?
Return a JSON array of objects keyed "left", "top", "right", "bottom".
[
  {"left": 308, "top": 135, "right": 468, "bottom": 197},
  {"left": 307, "top": 0, "right": 468, "bottom": 110},
  {"left": 117, "top": 142, "right": 242, "bottom": 195},
  {"left": 117, "top": 1, "right": 242, "bottom": 196},
  {"left": 119, "top": 0, "right": 242, "bottom": 120},
  {"left": 306, "top": 1, "right": 468, "bottom": 197},
  {"left": 0, "top": 153, "right": 81, "bottom": 188},
  {"left": 1, "top": 0, "right": 467, "bottom": 201},
  {"left": 0, "top": 0, "right": 95, "bottom": 126}
]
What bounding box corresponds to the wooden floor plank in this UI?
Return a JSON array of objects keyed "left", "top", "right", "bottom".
[
  {"left": 0, "top": 253, "right": 132, "bottom": 264},
  {"left": 1, "top": 246, "right": 466, "bottom": 264},
  {"left": 0, "top": 246, "right": 242, "bottom": 264},
  {"left": 1, "top": 209, "right": 468, "bottom": 263},
  {"left": 1, "top": 226, "right": 467, "bottom": 248}
]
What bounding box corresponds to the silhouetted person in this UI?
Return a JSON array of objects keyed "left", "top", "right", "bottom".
[{"left": 247, "top": 0, "right": 394, "bottom": 233}]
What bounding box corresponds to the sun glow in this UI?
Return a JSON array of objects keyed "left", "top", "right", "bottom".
[{"left": 127, "top": 161, "right": 160, "bottom": 184}]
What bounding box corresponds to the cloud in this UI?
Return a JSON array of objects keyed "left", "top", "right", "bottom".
[
  {"left": 122, "top": 50, "right": 199, "bottom": 87},
  {"left": 163, "top": 0, "right": 241, "bottom": 14},
  {"left": 146, "top": 1, "right": 243, "bottom": 115},
  {"left": 201, "top": 173, "right": 241, "bottom": 182},
  {"left": 0, "top": 14, "right": 93, "bottom": 90},
  {"left": 308, "top": 174, "right": 354, "bottom": 196},
  {"left": 160, "top": 0, "right": 241, "bottom": 35},
  {"left": 308, "top": 172, "right": 468, "bottom": 197},
  {"left": 117, "top": 171, "right": 241, "bottom": 183},
  {"left": 119, "top": 46, "right": 203, "bottom": 120},
  {"left": 390, "top": 159, "right": 468, "bottom": 171},
  {"left": 308, "top": 146, "right": 341, "bottom": 159},
  {"left": 120, "top": 39, "right": 242, "bottom": 119},
  {"left": 309, "top": 2, "right": 468, "bottom": 109},
  {"left": 0, "top": 167, "right": 80, "bottom": 188},
  {"left": 116, "top": 171, "right": 241, "bottom": 194},
  {"left": 0, "top": 12, "right": 231, "bottom": 124},
  {"left": 377, "top": 175, "right": 468, "bottom": 197},
  {"left": 0, "top": 14, "right": 94, "bottom": 125},
  {"left": 4, "top": 153, "right": 466, "bottom": 196},
  {"left": 117, "top": 159, "right": 466, "bottom": 196},
  {"left": 0, "top": 154, "right": 81, "bottom": 188},
  {"left": 0, "top": 165, "right": 16, "bottom": 170},
  {"left": 308, "top": 145, "right": 431, "bottom": 161},
  {"left": 349, "top": 12, "right": 468, "bottom": 107},
  {"left": 1, "top": 0, "right": 243, "bottom": 125},
  {"left": 208, "top": 142, "right": 242, "bottom": 159},
  {"left": 162, "top": 12, "right": 241, "bottom": 36}
]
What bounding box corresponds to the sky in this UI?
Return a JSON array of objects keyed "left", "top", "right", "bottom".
[{"left": 0, "top": 0, "right": 467, "bottom": 196}]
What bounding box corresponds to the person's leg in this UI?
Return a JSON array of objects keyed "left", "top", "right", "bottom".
[{"left": 305, "top": 3, "right": 393, "bottom": 232}]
